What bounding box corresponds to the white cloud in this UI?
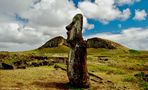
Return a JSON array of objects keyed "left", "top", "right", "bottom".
[
  {"left": 120, "top": 8, "right": 131, "bottom": 21},
  {"left": 85, "top": 27, "right": 148, "bottom": 50},
  {"left": 85, "top": 23, "right": 94, "bottom": 30},
  {"left": 20, "top": 0, "right": 93, "bottom": 29},
  {"left": 133, "top": 9, "right": 147, "bottom": 21},
  {"left": 0, "top": 23, "right": 46, "bottom": 51},
  {"left": 0, "top": 0, "right": 32, "bottom": 13},
  {"left": 0, "top": 42, "right": 40, "bottom": 51},
  {"left": 0, "top": 0, "right": 33, "bottom": 24},
  {"left": 0, "top": 0, "right": 95, "bottom": 51},
  {"left": 78, "top": 0, "right": 131, "bottom": 24},
  {"left": 115, "top": 0, "right": 141, "bottom": 5}
]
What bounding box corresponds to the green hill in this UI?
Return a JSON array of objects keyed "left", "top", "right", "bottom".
[
  {"left": 36, "top": 36, "right": 129, "bottom": 56},
  {"left": 39, "top": 36, "right": 128, "bottom": 50},
  {"left": 39, "top": 36, "right": 67, "bottom": 49},
  {"left": 87, "top": 37, "right": 127, "bottom": 49}
]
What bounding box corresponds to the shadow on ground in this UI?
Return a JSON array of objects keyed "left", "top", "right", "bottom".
[
  {"left": 31, "top": 81, "right": 69, "bottom": 89},
  {"left": 31, "top": 81, "right": 89, "bottom": 89}
]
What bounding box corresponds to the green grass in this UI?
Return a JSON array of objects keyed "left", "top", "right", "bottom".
[
  {"left": 129, "top": 49, "right": 141, "bottom": 54},
  {"left": 37, "top": 45, "right": 69, "bottom": 53},
  {"left": 88, "top": 64, "right": 125, "bottom": 74},
  {"left": 139, "top": 80, "right": 148, "bottom": 90},
  {"left": 135, "top": 72, "right": 148, "bottom": 90},
  {"left": 55, "top": 63, "right": 67, "bottom": 69},
  {"left": 1, "top": 46, "right": 148, "bottom": 90},
  {"left": 87, "top": 48, "right": 129, "bottom": 56},
  {"left": 123, "top": 75, "right": 136, "bottom": 82}
]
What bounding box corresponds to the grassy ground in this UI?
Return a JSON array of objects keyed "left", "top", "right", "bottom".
[
  {"left": 0, "top": 66, "right": 69, "bottom": 90},
  {"left": 0, "top": 47, "right": 148, "bottom": 90},
  {"left": 0, "top": 66, "right": 146, "bottom": 90}
]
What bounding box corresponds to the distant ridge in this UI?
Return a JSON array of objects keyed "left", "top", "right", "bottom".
[
  {"left": 39, "top": 36, "right": 67, "bottom": 49},
  {"left": 87, "top": 37, "right": 126, "bottom": 49},
  {"left": 39, "top": 36, "right": 128, "bottom": 50}
]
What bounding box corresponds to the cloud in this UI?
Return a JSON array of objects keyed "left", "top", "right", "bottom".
[
  {"left": 0, "top": 0, "right": 95, "bottom": 51},
  {"left": 0, "top": 42, "right": 39, "bottom": 51},
  {"left": 115, "top": 0, "right": 141, "bottom": 5},
  {"left": 133, "top": 9, "right": 147, "bottom": 21},
  {"left": 85, "top": 23, "right": 94, "bottom": 30},
  {"left": 120, "top": 8, "right": 131, "bottom": 21},
  {"left": 0, "top": 0, "right": 32, "bottom": 13},
  {"left": 78, "top": 0, "right": 131, "bottom": 24},
  {"left": 0, "top": 0, "right": 33, "bottom": 23},
  {"left": 0, "top": 23, "right": 46, "bottom": 51},
  {"left": 85, "top": 27, "right": 148, "bottom": 50},
  {"left": 20, "top": 0, "right": 93, "bottom": 29}
]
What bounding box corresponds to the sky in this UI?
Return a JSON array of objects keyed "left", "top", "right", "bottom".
[{"left": 0, "top": 0, "right": 148, "bottom": 51}]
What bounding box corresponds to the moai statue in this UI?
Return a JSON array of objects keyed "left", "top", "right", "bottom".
[{"left": 66, "top": 14, "right": 90, "bottom": 88}]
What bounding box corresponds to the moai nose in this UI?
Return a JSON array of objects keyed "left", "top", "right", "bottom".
[{"left": 66, "top": 25, "right": 71, "bottom": 31}]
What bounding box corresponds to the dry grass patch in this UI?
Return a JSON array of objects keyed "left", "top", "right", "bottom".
[{"left": 0, "top": 66, "right": 68, "bottom": 90}]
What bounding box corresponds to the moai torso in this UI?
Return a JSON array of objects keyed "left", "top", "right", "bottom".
[{"left": 66, "top": 14, "right": 90, "bottom": 88}]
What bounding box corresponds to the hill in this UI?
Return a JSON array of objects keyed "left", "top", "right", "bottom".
[
  {"left": 39, "top": 36, "right": 128, "bottom": 50},
  {"left": 39, "top": 36, "right": 67, "bottom": 49},
  {"left": 87, "top": 37, "right": 126, "bottom": 49}
]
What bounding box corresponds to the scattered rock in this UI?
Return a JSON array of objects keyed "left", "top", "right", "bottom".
[
  {"left": 48, "top": 61, "right": 54, "bottom": 66},
  {"left": 53, "top": 64, "right": 66, "bottom": 71},
  {"left": 42, "top": 60, "right": 49, "bottom": 65},
  {"left": 104, "top": 59, "right": 108, "bottom": 61},
  {"left": 143, "top": 74, "right": 148, "bottom": 82},
  {"left": 31, "top": 62, "right": 39, "bottom": 67},
  {"left": 2, "top": 63, "right": 14, "bottom": 69},
  {"left": 54, "top": 64, "right": 60, "bottom": 70}
]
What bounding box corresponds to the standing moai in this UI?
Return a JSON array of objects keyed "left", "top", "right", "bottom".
[{"left": 66, "top": 14, "right": 90, "bottom": 88}]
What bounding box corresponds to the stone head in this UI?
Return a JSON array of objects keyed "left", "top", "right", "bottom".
[{"left": 66, "top": 14, "right": 83, "bottom": 42}]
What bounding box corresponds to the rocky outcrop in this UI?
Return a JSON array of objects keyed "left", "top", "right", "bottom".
[
  {"left": 13, "top": 60, "right": 27, "bottom": 69},
  {"left": 1, "top": 63, "right": 14, "bottom": 69}
]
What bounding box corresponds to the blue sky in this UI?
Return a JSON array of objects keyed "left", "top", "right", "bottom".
[
  {"left": 0, "top": 0, "right": 148, "bottom": 51},
  {"left": 71, "top": 0, "right": 148, "bottom": 36}
]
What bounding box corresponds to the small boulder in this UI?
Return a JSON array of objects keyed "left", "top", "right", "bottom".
[
  {"left": 42, "top": 60, "right": 49, "bottom": 65},
  {"left": 31, "top": 62, "right": 39, "bottom": 67},
  {"left": 48, "top": 61, "right": 54, "bottom": 66},
  {"left": 2, "top": 63, "right": 14, "bottom": 69}
]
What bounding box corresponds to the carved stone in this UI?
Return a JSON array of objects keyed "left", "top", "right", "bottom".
[{"left": 66, "top": 14, "right": 90, "bottom": 88}]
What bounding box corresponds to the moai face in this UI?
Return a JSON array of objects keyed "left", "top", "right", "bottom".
[{"left": 66, "top": 14, "right": 83, "bottom": 42}]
